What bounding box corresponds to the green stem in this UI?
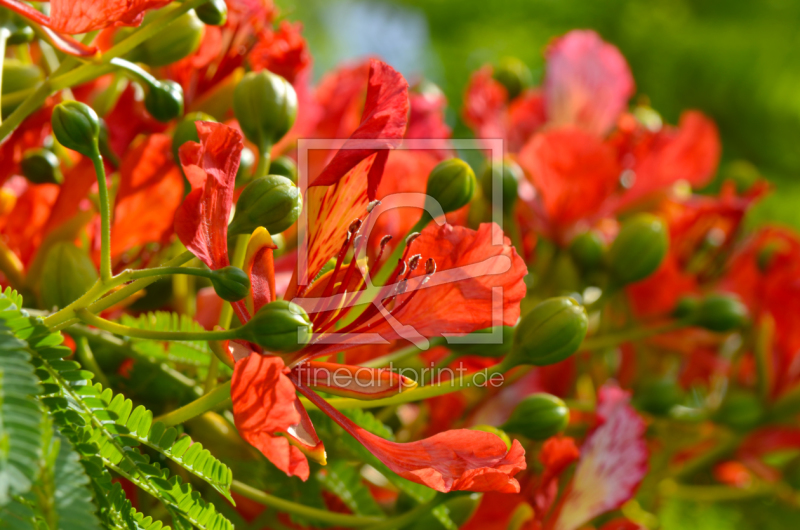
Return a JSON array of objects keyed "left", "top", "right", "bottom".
[
  {"left": 230, "top": 480, "right": 382, "bottom": 527},
  {"left": 203, "top": 355, "right": 220, "bottom": 393},
  {"left": 581, "top": 319, "right": 690, "bottom": 351},
  {"left": 44, "top": 250, "right": 195, "bottom": 330},
  {"left": 89, "top": 150, "right": 112, "bottom": 282},
  {"left": 365, "top": 495, "right": 444, "bottom": 530},
  {"left": 254, "top": 149, "right": 271, "bottom": 180},
  {"left": 126, "top": 266, "right": 216, "bottom": 282},
  {"left": 74, "top": 336, "right": 110, "bottom": 388},
  {"left": 108, "top": 57, "right": 159, "bottom": 89},
  {"left": 0, "top": 0, "right": 206, "bottom": 142},
  {"left": 76, "top": 308, "right": 237, "bottom": 341},
  {"left": 154, "top": 381, "right": 232, "bottom": 427}
]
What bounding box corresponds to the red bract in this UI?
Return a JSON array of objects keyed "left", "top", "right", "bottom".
[
  {"left": 249, "top": 21, "right": 310, "bottom": 84},
  {"left": 544, "top": 30, "right": 635, "bottom": 136}
]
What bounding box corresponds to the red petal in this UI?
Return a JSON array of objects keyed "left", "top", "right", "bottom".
[
  {"left": 386, "top": 223, "right": 527, "bottom": 338},
  {"left": 294, "top": 362, "right": 416, "bottom": 400},
  {"left": 248, "top": 21, "right": 311, "bottom": 85},
  {"left": 243, "top": 228, "right": 277, "bottom": 314},
  {"left": 296, "top": 379, "right": 526, "bottom": 493},
  {"left": 49, "top": 0, "right": 171, "bottom": 34},
  {"left": 462, "top": 66, "right": 508, "bottom": 148},
  {"left": 174, "top": 121, "right": 242, "bottom": 270},
  {"left": 310, "top": 59, "right": 409, "bottom": 199},
  {"left": 544, "top": 30, "right": 634, "bottom": 136},
  {"left": 231, "top": 354, "right": 319, "bottom": 480},
  {"left": 518, "top": 127, "right": 620, "bottom": 228},
  {"left": 507, "top": 90, "right": 547, "bottom": 153},
  {"left": 406, "top": 90, "right": 454, "bottom": 159},
  {"left": 551, "top": 385, "right": 647, "bottom": 530},
  {"left": 110, "top": 134, "right": 183, "bottom": 259}
]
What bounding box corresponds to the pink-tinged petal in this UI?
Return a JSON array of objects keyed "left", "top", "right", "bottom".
[
  {"left": 232, "top": 354, "right": 322, "bottom": 479},
  {"left": 518, "top": 127, "right": 620, "bottom": 229},
  {"left": 290, "top": 153, "right": 377, "bottom": 297},
  {"left": 295, "top": 379, "right": 526, "bottom": 493},
  {"left": 385, "top": 223, "right": 527, "bottom": 338},
  {"left": 544, "top": 30, "right": 634, "bottom": 136},
  {"left": 109, "top": 134, "right": 184, "bottom": 259},
  {"left": 608, "top": 111, "right": 721, "bottom": 211},
  {"left": 243, "top": 228, "right": 277, "bottom": 314},
  {"left": 294, "top": 362, "right": 416, "bottom": 400},
  {"left": 49, "top": 0, "right": 171, "bottom": 34},
  {"left": 310, "top": 59, "right": 409, "bottom": 199},
  {"left": 174, "top": 121, "right": 242, "bottom": 270},
  {"left": 552, "top": 385, "right": 647, "bottom": 530}
]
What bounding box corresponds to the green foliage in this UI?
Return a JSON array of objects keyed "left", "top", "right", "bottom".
[
  {"left": 0, "top": 290, "right": 234, "bottom": 530},
  {"left": 317, "top": 460, "right": 383, "bottom": 517},
  {"left": 120, "top": 312, "right": 229, "bottom": 376}
]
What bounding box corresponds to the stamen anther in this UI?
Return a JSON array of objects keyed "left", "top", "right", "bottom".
[
  {"left": 407, "top": 254, "right": 422, "bottom": 272},
  {"left": 349, "top": 219, "right": 363, "bottom": 233},
  {"left": 367, "top": 200, "right": 381, "bottom": 213},
  {"left": 380, "top": 235, "right": 393, "bottom": 249},
  {"left": 425, "top": 257, "right": 437, "bottom": 275},
  {"left": 405, "top": 232, "right": 420, "bottom": 246}
]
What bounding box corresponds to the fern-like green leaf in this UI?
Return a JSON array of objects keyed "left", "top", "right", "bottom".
[
  {"left": 50, "top": 431, "right": 104, "bottom": 530},
  {"left": 0, "top": 292, "right": 233, "bottom": 530},
  {"left": 120, "top": 313, "right": 229, "bottom": 375},
  {"left": 317, "top": 460, "right": 384, "bottom": 517},
  {"left": 0, "top": 308, "right": 44, "bottom": 505}
]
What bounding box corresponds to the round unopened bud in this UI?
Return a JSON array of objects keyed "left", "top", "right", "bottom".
[
  {"left": 445, "top": 326, "right": 514, "bottom": 358},
  {"left": 690, "top": 293, "right": 749, "bottom": 332},
  {"left": 269, "top": 155, "right": 298, "bottom": 184},
  {"left": 51, "top": 101, "right": 100, "bottom": 157},
  {"left": 633, "top": 377, "right": 684, "bottom": 416},
  {"left": 508, "top": 297, "right": 588, "bottom": 367},
  {"left": 172, "top": 112, "right": 216, "bottom": 162},
  {"left": 1, "top": 59, "right": 42, "bottom": 94},
  {"left": 480, "top": 158, "right": 520, "bottom": 216},
  {"left": 120, "top": 6, "right": 203, "bottom": 67},
  {"left": 210, "top": 266, "right": 250, "bottom": 302},
  {"left": 228, "top": 175, "right": 302, "bottom": 236},
  {"left": 144, "top": 80, "right": 184, "bottom": 122},
  {"left": 502, "top": 393, "right": 569, "bottom": 440},
  {"left": 672, "top": 296, "right": 699, "bottom": 320},
  {"left": 492, "top": 57, "right": 533, "bottom": 100},
  {"left": 196, "top": 0, "right": 228, "bottom": 26},
  {"left": 7, "top": 26, "right": 34, "bottom": 45},
  {"left": 233, "top": 70, "right": 298, "bottom": 154},
  {"left": 40, "top": 242, "right": 99, "bottom": 309},
  {"left": 238, "top": 300, "right": 312, "bottom": 353},
  {"left": 20, "top": 149, "right": 63, "bottom": 185},
  {"left": 608, "top": 214, "right": 668, "bottom": 285},
  {"left": 569, "top": 230, "right": 606, "bottom": 272},
  {"left": 424, "top": 158, "right": 476, "bottom": 215},
  {"left": 713, "top": 389, "right": 764, "bottom": 431}
]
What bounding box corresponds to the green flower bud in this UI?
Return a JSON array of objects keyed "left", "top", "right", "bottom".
[
  {"left": 236, "top": 147, "right": 256, "bottom": 184},
  {"left": 144, "top": 80, "right": 184, "bottom": 122},
  {"left": 608, "top": 214, "right": 668, "bottom": 285},
  {"left": 713, "top": 389, "right": 764, "bottom": 431},
  {"left": 480, "top": 158, "right": 520, "bottom": 216},
  {"left": 690, "top": 293, "right": 749, "bottom": 332},
  {"left": 51, "top": 101, "right": 100, "bottom": 157},
  {"left": 238, "top": 300, "right": 312, "bottom": 353},
  {"left": 228, "top": 175, "right": 303, "bottom": 236},
  {"left": 507, "top": 297, "right": 588, "bottom": 367},
  {"left": 2, "top": 60, "right": 43, "bottom": 117},
  {"left": 40, "top": 242, "right": 98, "bottom": 309},
  {"left": 196, "top": 0, "right": 228, "bottom": 26},
  {"left": 445, "top": 326, "right": 514, "bottom": 358},
  {"left": 492, "top": 57, "right": 533, "bottom": 100},
  {"left": 20, "top": 148, "right": 63, "bottom": 185},
  {"left": 119, "top": 6, "right": 204, "bottom": 67},
  {"left": 269, "top": 155, "right": 298, "bottom": 184},
  {"left": 471, "top": 425, "right": 511, "bottom": 450},
  {"left": 672, "top": 295, "right": 699, "bottom": 320},
  {"left": 502, "top": 393, "right": 570, "bottom": 440},
  {"left": 569, "top": 230, "right": 606, "bottom": 272},
  {"left": 233, "top": 70, "right": 298, "bottom": 154},
  {"left": 210, "top": 266, "right": 251, "bottom": 302},
  {"left": 424, "top": 158, "right": 476, "bottom": 216},
  {"left": 633, "top": 377, "right": 684, "bottom": 416}
]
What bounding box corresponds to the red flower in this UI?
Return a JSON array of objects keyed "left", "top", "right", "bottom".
[
  {"left": 249, "top": 21, "right": 310, "bottom": 85},
  {"left": 0, "top": 0, "right": 171, "bottom": 56},
  {"left": 544, "top": 30, "right": 635, "bottom": 136},
  {"left": 173, "top": 61, "right": 529, "bottom": 492}
]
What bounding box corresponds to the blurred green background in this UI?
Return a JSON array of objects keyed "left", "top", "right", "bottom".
[{"left": 278, "top": 0, "right": 800, "bottom": 230}]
